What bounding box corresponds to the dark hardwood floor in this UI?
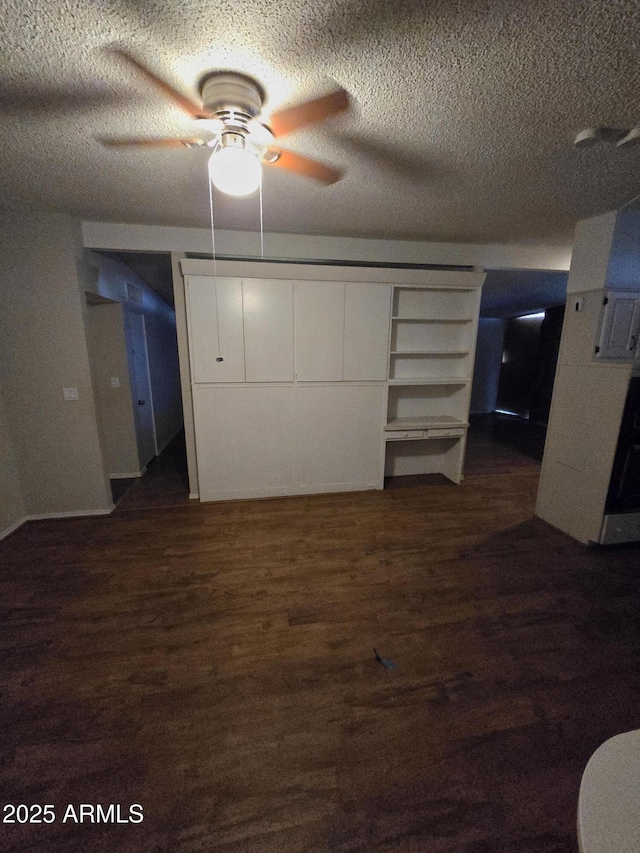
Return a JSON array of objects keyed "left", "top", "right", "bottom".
[{"left": 2, "top": 438, "right": 640, "bottom": 852}]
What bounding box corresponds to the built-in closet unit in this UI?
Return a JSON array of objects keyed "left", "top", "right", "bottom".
[{"left": 181, "top": 259, "right": 484, "bottom": 502}]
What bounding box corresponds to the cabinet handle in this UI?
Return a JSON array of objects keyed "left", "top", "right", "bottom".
[{"left": 630, "top": 335, "right": 637, "bottom": 351}]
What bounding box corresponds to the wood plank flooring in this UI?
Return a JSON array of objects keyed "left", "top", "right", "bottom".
[{"left": 2, "top": 453, "right": 640, "bottom": 852}]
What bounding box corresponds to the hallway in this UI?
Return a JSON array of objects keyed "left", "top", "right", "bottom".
[{"left": 111, "top": 430, "right": 190, "bottom": 511}]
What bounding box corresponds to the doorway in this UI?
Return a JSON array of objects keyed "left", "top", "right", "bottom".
[
  {"left": 467, "top": 269, "right": 568, "bottom": 476},
  {"left": 84, "top": 251, "right": 187, "bottom": 508}
]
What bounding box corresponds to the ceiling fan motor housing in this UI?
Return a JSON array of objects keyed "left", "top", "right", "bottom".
[{"left": 199, "top": 72, "right": 265, "bottom": 118}]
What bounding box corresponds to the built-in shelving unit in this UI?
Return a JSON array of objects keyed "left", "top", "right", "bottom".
[
  {"left": 181, "top": 258, "right": 484, "bottom": 501},
  {"left": 384, "top": 284, "right": 482, "bottom": 484}
]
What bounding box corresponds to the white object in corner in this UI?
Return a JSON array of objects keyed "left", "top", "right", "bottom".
[{"left": 578, "top": 730, "right": 640, "bottom": 852}]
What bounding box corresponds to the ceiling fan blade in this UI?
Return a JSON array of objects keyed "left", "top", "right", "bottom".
[
  {"left": 267, "top": 148, "right": 344, "bottom": 184},
  {"left": 269, "top": 88, "right": 350, "bottom": 138},
  {"left": 98, "top": 137, "right": 206, "bottom": 148},
  {"left": 110, "top": 48, "right": 210, "bottom": 120}
]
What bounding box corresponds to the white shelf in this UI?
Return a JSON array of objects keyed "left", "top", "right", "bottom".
[
  {"left": 385, "top": 416, "right": 468, "bottom": 431},
  {"left": 385, "top": 279, "right": 482, "bottom": 485},
  {"left": 388, "top": 377, "right": 470, "bottom": 386}
]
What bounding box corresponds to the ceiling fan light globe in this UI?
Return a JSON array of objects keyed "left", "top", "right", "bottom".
[{"left": 208, "top": 147, "right": 262, "bottom": 196}]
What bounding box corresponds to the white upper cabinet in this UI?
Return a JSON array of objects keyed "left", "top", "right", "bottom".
[
  {"left": 185, "top": 275, "right": 393, "bottom": 385},
  {"left": 344, "top": 283, "right": 392, "bottom": 380},
  {"left": 186, "top": 276, "right": 294, "bottom": 384},
  {"left": 186, "top": 276, "right": 245, "bottom": 383},
  {"left": 295, "top": 281, "right": 345, "bottom": 381},
  {"left": 295, "top": 281, "right": 391, "bottom": 381},
  {"left": 597, "top": 292, "right": 640, "bottom": 361},
  {"left": 242, "top": 279, "right": 294, "bottom": 382}
]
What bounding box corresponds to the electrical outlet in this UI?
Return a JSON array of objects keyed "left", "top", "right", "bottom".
[
  {"left": 63, "top": 387, "right": 79, "bottom": 400},
  {"left": 111, "top": 377, "right": 120, "bottom": 388}
]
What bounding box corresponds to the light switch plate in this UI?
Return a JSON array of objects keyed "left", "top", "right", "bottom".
[{"left": 63, "top": 387, "right": 79, "bottom": 400}]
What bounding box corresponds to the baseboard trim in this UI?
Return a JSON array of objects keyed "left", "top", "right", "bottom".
[
  {"left": 189, "top": 492, "right": 200, "bottom": 500},
  {"left": 26, "top": 505, "right": 116, "bottom": 521},
  {"left": 110, "top": 471, "right": 144, "bottom": 479},
  {"left": 1, "top": 504, "right": 116, "bottom": 542},
  {"left": 0, "top": 516, "right": 29, "bottom": 542}
]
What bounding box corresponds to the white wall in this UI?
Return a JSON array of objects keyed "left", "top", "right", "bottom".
[
  {"left": 470, "top": 319, "right": 506, "bottom": 414},
  {"left": 0, "top": 211, "right": 112, "bottom": 518},
  {"left": 537, "top": 208, "right": 640, "bottom": 544},
  {"left": 566, "top": 211, "right": 617, "bottom": 294},
  {"left": 82, "top": 222, "right": 572, "bottom": 271},
  {"left": 566, "top": 209, "right": 640, "bottom": 295},
  {"left": 86, "top": 302, "right": 141, "bottom": 477},
  {"left": 144, "top": 306, "right": 183, "bottom": 453},
  {"left": 0, "top": 389, "right": 26, "bottom": 538},
  {"left": 83, "top": 251, "right": 183, "bottom": 453},
  {"left": 606, "top": 209, "right": 640, "bottom": 291}
]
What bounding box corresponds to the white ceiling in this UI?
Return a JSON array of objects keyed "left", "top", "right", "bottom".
[{"left": 1, "top": 0, "right": 639, "bottom": 245}]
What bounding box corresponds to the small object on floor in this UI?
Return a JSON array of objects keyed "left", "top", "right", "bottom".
[{"left": 374, "top": 648, "right": 398, "bottom": 670}]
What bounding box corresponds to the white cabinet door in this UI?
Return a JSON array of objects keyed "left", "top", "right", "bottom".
[
  {"left": 343, "top": 283, "right": 391, "bottom": 380},
  {"left": 243, "top": 279, "right": 294, "bottom": 382},
  {"left": 295, "top": 384, "right": 385, "bottom": 492},
  {"left": 193, "top": 385, "right": 295, "bottom": 501},
  {"left": 598, "top": 294, "right": 640, "bottom": 361},
  {"left": 295, "top": 281, "right": 345, "bottom": 381},
  {"left": 186, "top": 276, "right": 245, "bottom": 383}
]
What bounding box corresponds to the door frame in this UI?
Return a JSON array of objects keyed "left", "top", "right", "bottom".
[{"left": 125, "top": 306, "right": 158, "bottom": 464}]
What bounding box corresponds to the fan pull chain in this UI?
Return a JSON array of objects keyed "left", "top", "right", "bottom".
[
  {"left": 208, "top": 175, "right": 222, "bottom": 361},
  {"left": 259, "top": 171, "right": 265, "bottom": 259}
]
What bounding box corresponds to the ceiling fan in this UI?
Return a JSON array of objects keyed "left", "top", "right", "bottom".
[
  {"left": 574, "top": 125, "right": 640, "bottom": 148},
  {"left": 99, "top": 49, "right": 350, "bottom": 196}
]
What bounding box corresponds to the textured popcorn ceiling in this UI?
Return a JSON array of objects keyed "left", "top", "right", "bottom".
[{"left": 1, "top": 0, "right": 639, "bottom": 244}]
